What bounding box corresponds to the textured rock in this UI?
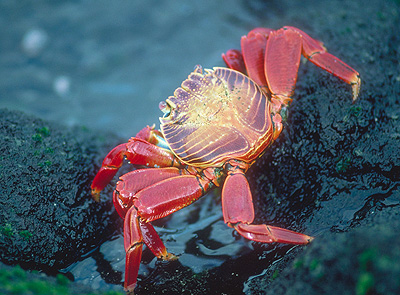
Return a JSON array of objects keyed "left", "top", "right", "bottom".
[
  {"left": 0, "top": 109, "right": 121, "bottom": 272},
  {"left": 246, "top": 207, "right": 400, "bottom": 295}
]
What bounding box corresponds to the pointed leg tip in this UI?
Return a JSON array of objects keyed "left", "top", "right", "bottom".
[
  {"left": 124, "top": 283, "right": 136, "bottom": 294},
  {"left": 91, "top": 188, "right": 101, "bottom": 202},
  {"left": 164, "top": 252, "right": 179, "bottom": 261},
  {"left": 306, "top": 235, "right": 314, "bottom": 243},
  {"left": 352, "top": 77, "right": 361, "bottom": 102},
  {"left": 158, "top": 249, "right": 179, "bottom": 261}
]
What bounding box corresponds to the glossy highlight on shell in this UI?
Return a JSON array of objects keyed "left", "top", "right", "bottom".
[{"left": 160, "top": 66, "right": 273, "bottom": 167}]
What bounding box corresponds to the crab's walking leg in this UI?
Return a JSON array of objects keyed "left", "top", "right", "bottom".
[
  {"left": 134, "top": 175, "right": 212, "bottom": 222},
  {"left": 264, "top": 28, "right": 303, "bottom": 111},
  {"left": 223, "top": 28, "right": 274, "bottom": 89},
  {"left": 123, "top": 208, "right": 143, "bottom": 292},
  {"left": 285, "top": 26, "right": 361, "bottom": 101},
  {"left": 123, "top": 207, "right": 178, "bottom": 292},
  {"left": 222, "top": 168, "right": 312, "bottom": 244},
  {"left": 240, "top": 29, "right": 269, "bottom": 87},
  {"left": 240, "top": 28, "right": 276, "bottom": 88},
  {"left": 222, "top": 49, "right": 247, "bottom": 74},
  {"left": 117, "top": 173, "right": 213, "bottom": 292},
  {"left": 115, "top": 168, "right": 185, "bottom": 291},
  {"left": 91, "top": 127, "right": 182, "bottom": 200},
  {"left": 112, "top": 167, "right": 183, "bottom": 218}
]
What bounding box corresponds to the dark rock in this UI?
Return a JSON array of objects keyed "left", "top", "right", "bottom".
[
  {"left": 0, "top": 109, "right": 121, "bottom": 272},
  {"left": 246, "top": 207, "right": 400, "bottom": 295}
]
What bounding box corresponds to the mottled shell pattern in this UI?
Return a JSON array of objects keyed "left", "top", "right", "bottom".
[{"left": 160, "top": 66, "right": 273, "bottom": 168}]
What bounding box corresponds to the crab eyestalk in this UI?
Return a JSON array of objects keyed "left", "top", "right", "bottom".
[{"left": 159, "top": 101, "right": 171, "bottom": 117}]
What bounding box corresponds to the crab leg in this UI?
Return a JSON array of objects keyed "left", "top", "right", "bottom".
[
  {"left": 264, "top": 28, "right": 303, "bottom": 109},
  {"left": 239, "top": 28, "right": 274, "bottom": 87},
  {"left": 222, "top": 28, "right": 274, "bottom": 85},
  {"left": 134, "top": 175, "right": 212, "bottom": 222},
  {"left": 123, "top": 207, "right": 178, "bottom": 292},
  {"left": 221, "top": 168, "right": 312, "bottom": 244},
  {"left": 112, "top": 167, "right": 183, "bottom": 218},
  {"left": 117, "top": 173, "right": 213, "bottom": 291},
  {"left": 123, "top": 208, "right": 143, "bottom": 292},
  {"left": 224, "top": 26, "right": 361, "bottom": 107},
  {"left": 115, "top": 168, "right": 185, "bottom": 291},
  {"left": 222, "top": 49, "right": 247, "bottom": 74},
  {"left": 240, "top": 31, "right": 268, "bottom": 86},
  {"left": 91, "top": 129, "right": 182, "bottom": 200},
  {"left": 285, "top": 26, "right": 361, "bottom": 101}
]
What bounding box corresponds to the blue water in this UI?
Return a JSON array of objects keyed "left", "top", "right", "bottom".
[{"left": 1, "top": 0, "right": 278, "bottom": 138}]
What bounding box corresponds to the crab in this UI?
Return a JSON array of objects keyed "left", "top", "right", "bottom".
[{"left": 91, "top": 26, "right": 360, "bottom": 292}]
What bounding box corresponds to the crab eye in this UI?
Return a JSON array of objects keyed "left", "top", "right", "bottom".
[{"left": 159, "top": 101, "right": 171, "bottom": 117}]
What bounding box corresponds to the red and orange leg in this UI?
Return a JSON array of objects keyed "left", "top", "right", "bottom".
[
  {"left": 222, "top": 27, "right": 274, "bottom": 86},
  {"left": 123, "top": 207, "right": 178, "bottom": 292},
  {"left": 222, "top": 49, "right": 246, "bottom": 74},
  {"left": 112, "top": 167, "right": 183, "bottom": 218},
  {"left": 263, "top": 28, "right": 303, "bottom": 111},
  {"left": 221, "top": 164, "right": 313, "bottom": 245},
  {"left": 284, "top": 26, "right": 361, "bottom": 101},
  {"left": 114, "top": 171, "right": 214, "bottom": 292},
  {"left": 222, "top": 26, "right": 361, "bottom": 113},
  {"left": 91, "top": 126, "right": 183, "bottom": 200},
  {"left": 239, "top": 27, "right": 273, "bottom": 88}
]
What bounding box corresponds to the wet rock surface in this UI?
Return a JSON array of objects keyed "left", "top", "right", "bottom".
[
  {"left": 0, "top": 0, "right": 399, "bottom": 294},
  {"left": 247, "top": 207, "right": 400, "bottom": 295}
]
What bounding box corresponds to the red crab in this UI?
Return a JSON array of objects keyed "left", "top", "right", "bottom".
[{"left": 91, "top": 26, "right": 360, "bottom": 292}]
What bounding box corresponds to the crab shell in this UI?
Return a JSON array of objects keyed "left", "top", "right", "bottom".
[{"left": 160, "top": 66, "right": 274, "bottom": 168}]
